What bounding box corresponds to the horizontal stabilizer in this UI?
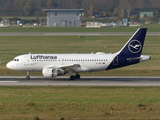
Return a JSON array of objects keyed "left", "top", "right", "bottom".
[{"left": 127, "top": 55, "right": 151, "bottom": 62}]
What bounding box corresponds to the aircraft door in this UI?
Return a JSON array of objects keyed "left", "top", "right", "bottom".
[
  {"left": 113, "top": 56, "right": 118, "bottom": 65},
  {"left": 24, "top": 56, "right": 29, "bottom": 66}
]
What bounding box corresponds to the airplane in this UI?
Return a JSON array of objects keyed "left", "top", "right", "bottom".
[{"left": 6, "top": 28, "right": 151, "bottom": 80}]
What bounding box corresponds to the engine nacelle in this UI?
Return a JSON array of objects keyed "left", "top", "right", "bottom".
[{"left": 42, "top": 68, "right": 65, "bottom": 78}]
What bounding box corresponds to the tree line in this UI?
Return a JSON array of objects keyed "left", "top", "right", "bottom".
[{"left": 0, "top": 0, "right": 160, "bottom": 18}]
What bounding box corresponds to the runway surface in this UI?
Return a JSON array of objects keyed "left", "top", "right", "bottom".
[
  {"left": 0, "top": 32, "right": 160, "bottom": 36},
  {"left": 0, "top": 76, "right": 160, "bottom": 86}
]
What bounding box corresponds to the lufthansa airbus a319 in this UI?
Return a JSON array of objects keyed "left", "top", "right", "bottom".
[{"left": 6, "top": 28, "right": 151, "bottom": 80}]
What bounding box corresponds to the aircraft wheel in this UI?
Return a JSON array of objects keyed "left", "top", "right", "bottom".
[
  {"left": 26, "top": 71, "right": 30, "bottom": 80},
  {"left": 70, "top": 75, "right": 75, "bottom": 80},
  {"left": 26, "top": 76, "right": 30, "bottom": 80},
  {"left": 75, "top": 74, "right": 80, "bottom": 79}
]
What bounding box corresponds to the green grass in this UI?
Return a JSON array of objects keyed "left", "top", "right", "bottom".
[
  {"left": 2, "top": 16, "right": 46, "bottom": 20},
  {"left": 0, "top": 26, "right": 140, "bottom": 32},
  {"left": 0, "top": 35, "right": 159, "bottom": 76},
  {"left": 0, "top": 23, "right": 160, "bottom": 32},
  {"left": 0, "top": 30, "right": 160, "bottom": 119},
  {"left": 0, "top": 86, "right": 160, "bottom": 119}
]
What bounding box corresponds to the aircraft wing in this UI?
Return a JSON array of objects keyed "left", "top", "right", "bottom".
[
  {"left": 43, "top": 63, "right": 91, "bottom": 73},
  {"left": 58, "top": 64, "right": 81, "bottom": 69},
  {"left": 43, "top": 64, "right": 82, "bottom": 72},
  {"left": 58, "top": 64, "right": 81, "bottom": 72},
  {"left": 59, "top": 64, "right": 92, "bottom": 72}
]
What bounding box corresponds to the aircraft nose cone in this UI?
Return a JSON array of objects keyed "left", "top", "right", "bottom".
[{"left": 6, "top": 62, "right": 12, "bottom": 69}]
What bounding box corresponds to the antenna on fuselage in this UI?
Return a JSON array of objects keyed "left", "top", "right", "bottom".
[{"left": 104, "top": 44, "right": 107, "bottom": 49}]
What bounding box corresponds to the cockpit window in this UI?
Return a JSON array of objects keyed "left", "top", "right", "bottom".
[{"left": 13, "top": 59, "right": 19, "bottom": 62}]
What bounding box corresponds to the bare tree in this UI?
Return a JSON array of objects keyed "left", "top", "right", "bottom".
[
  {"left": 82, "top": 0, "right": 95, "bottom": 17},
  {"left": 94, "top": 0, "right": 107, "bottom": 12},
  {"left": 116, "top": 0, "right": 126, "bottom": 18},
  {"left": 116, "top": 0, "right": 135, "bottom": 18},
  {"left": 0, "top": 0, "right": 159, "bottom": 17},
  {"left": 125, "top": 0, "right": 135, "bottom": 18},
  {"left": 46, "top": 0, "right": 58, "bottom": 8},
  {"left": 150, "top": 0, "right": 160, "bottom": 8}
]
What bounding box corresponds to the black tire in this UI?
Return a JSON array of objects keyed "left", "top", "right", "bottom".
[
  {"left": 75, "top": 74, "right": 80, "bottom": 79},
  {"left": 70, "top": 75, "right": 75, "bottom": 80},
  {"left": 26, "top": 76, "right": 30, "bottom": 80}
]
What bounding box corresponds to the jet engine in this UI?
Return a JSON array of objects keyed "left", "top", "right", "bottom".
[{"left": 42, "top": 68, "right": 66, "bottom": 78}]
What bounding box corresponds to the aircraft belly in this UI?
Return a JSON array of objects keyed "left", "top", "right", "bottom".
[
  {"left": 91, "top": 65, "right": 109, "bottom": 71},
  {"left": 81, "top": 62, "right": 110, "bottom": 72},
  {"left": 33, "top": 64, "right": 44, "bottom": 71}
]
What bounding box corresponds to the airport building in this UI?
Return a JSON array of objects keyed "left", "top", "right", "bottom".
[
  {"left": 139, "top": 12, "right": 153, "bottom": 18},
  {"left": 43, "top": 9, "right": 84, "bottom": 27}
]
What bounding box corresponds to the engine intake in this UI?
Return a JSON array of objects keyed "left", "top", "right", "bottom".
[{"left": 42, "top": 68, "right": 66, "bottom": 78}]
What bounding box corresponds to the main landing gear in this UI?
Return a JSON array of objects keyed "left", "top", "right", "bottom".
[
  {"left": 26, "top": 71, "right": 30, "bottom": 79},
  {"left": 25, "top": 71, "right": 80, "bottom": 80},
  {"left": 70, "top": 73, "right": 80, "bottom": 80}
]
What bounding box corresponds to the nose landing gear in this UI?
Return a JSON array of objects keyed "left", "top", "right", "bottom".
[{"left": 26, "top": 71, "right": 30, "bottom": 79}]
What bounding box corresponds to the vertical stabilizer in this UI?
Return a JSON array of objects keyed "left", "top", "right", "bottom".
[
  {"left": 118, "top": 28, "right": 147, "bottom": 57},
  {"left": 107, "top": 28, "right": 148, "bottom": 70}
]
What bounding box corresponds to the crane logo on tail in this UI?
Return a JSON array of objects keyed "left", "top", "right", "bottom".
[{"left": 128, "top": 40, "right": 142, "bottom": 53}]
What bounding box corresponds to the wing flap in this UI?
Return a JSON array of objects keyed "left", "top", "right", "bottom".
[
  {"left": 43, "top": 63, "right": 91, "bottom": 73},
  {"left": 43, "top": 64, "right": 82, "bottom": 72},
  {"left": 58, "top": 64, "right": 81, "bottom": 69}
]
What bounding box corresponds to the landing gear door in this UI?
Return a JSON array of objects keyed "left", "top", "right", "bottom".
[{"left": 24, "top": 56, "right": 29, "bottom": 66}]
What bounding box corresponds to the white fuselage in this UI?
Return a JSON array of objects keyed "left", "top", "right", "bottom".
[{"left": 6, "top": 53, "right": 117, "bottom": 72}]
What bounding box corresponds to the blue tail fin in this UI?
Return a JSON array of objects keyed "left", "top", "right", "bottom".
[
  {"left": 118, "top": 28, "right": 147, "bottom": 57},
  {"left": 107, "top": 28, "right": 147, "bottom": 70}
]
